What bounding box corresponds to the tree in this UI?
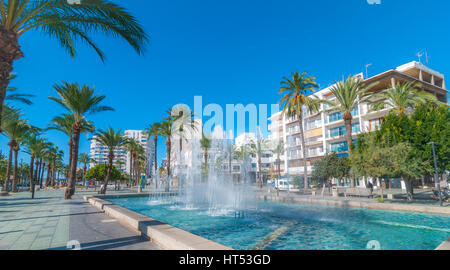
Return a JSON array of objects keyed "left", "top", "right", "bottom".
[
  {"left": 49, "top": 82, "right": 114, "bottom": 199},
  {"left": 370, "top": 81, "right": 438, "bottom": 116},
  {"left": 271, "top": 140, "right": 285, "bottom": 183},
  {"left": 200, "top": 133, "right": 211, "bottom": 178},
  {"left": 312, "top": 153, "right": 350, "bottom": 184},
  {"left": 1, "top": 107, "right": 36, "bottom": 192},
  {"left": 6, "top": 73, "right": 34, "bottom": 105},
  {"left": 78, "top": 153, "right": 90, "bottom": 187},
  {"left": 351, "top": 133, "right": 426, "bottom": 201},
  {"left": 48, "top": 114, "right": 94, "bottom": 186},
  {"left": 171, "top": 105, "right": 198, "bottom": 152},
  {"left": 145, "top": 122, "right": 161, "bottom": 178},
  {"left": 93, "top": 127, "right": 127, "bottom": 194},
  {"left": 278, "top": 72, "right": 320, "bottom": 189},
  {"left": 85, "top": 164, "right": 121, "bottom": 184},
  {"left": 0, "top": 0, "right": 147, "bottom": 131},
  {"left": 249, "top": 136, "right": 271, "bottom": 188},
  {"left": 324, "top": 75, "right": 377, "bottom": 187},
  {"left": 159, "top": 117, "right": 175, "bottom": 191}
]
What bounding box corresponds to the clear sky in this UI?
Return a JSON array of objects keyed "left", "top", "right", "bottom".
[{"left": 2, "top": 0, "right": 450, "bottom": 165}]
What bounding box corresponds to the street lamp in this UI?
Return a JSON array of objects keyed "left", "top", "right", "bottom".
[{"left": 428, "top": 142, "right": 443, "bottom": 206}]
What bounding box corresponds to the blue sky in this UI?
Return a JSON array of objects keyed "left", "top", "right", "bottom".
[{"left": 2, "top": 0, "right": 450, "bottom": 165}]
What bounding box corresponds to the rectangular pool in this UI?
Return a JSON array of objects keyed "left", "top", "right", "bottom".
[{"left": 107, "top": 197, "right": 450, "bottom": 250}]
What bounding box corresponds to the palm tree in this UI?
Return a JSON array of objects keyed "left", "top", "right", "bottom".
[
  {"left": 6, "top": 74, "right": 34, "bottom": 105},
  {"left": 249, "top": 136, "right": 271, "bottom": 189},
  {"left": 278, "top": 72, "right": 320, "bottom": 189},
  {"left": 24, "top": 135, "right": 44, "bottom": 193},
  {"left": 48, "top": 114, "right": 94, "bottom": 184},
  {"left": 370, "top": 81, "right": 438, "bottom": 116},
  {"left": 324, "top": 76, "right": 378, "bottom": 187},
  {"left": 124, "top": 138, "right": 142, "bottom": 187},
  {"left": 171, "top": 105, "right": 198, "bottom": 152},
  {"left": 200, "top": 133, "right": 212, "bottom": 178},
  {"left": 93, "top": 128, "right": 127, "bottom": 194},
  {"left": 50, "top": 147, "right": 63, "bottom": 186},
  {"left": 0, "top": 0, "right": 148, "bottom": 130},
  {"left": 145, "top": 122, "right": 161, "bottom": 177},
  {"left": 271, "top": 140, "right": 285, "bottom": 194},
  {"left": 49, "top": 82, "right": 114, "bottom": 199},
  {"left": 159, "top": 118, "right": 175, "bottom": 191},
  {"left": 1, "top": 107, "right": 36, "bottom": 192},
  {"left": 78, "top": 153, "right": 90, "bottom": 187}
]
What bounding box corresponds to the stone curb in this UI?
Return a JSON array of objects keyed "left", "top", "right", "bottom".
[
  {"left": 83, "top": 195, "right": 232, "bottom": 250},
  {"left": 259, "top": 195, "right": 450, "bottom": 215},
  {"left": 436, "top": 238, "right": 450, "bottom": 250}
]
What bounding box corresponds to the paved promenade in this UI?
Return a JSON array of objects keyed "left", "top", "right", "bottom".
[{"left": 0, "top": 189, "right": 159, "bottom": 250}]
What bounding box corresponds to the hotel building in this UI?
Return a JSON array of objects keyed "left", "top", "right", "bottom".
[
  {"left": 268, "top": 61, "right": 448, "bottom": 181},
  {"left": 89, "top": 130, "right": 151, "bottom": 174}
]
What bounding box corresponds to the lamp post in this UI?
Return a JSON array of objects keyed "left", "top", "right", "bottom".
[{"left": 429, "top": 142, "right": 442, "bottom": 206}]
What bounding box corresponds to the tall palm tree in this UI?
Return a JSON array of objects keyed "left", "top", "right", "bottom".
[
  {"left": 48, "top": 113, "right": 94, "bottom": 184},
  {"left": 50, "top": 147, "right": 63, "bottom": 186},
  {"left": 278, "top": 72, "right": 320, "bottom": 189},
  {"left": 370, "top": 81, "right": 438, "bottom": 116},
  {"left": 78, "top": 153, "right": 90, "bottom": 187},
  {"left": 324, "top": 76, "right": 377, "bottom": 187},
  {"left": 0, "top": 0, "right": 147, "bottom": 130},
  {"left": 24, "top": 135, "right": 44, "bottom": 192},
  {"left": 249, "top": 136, "right": 271, "bottom": 188},
  {"left": 159, "top": 118, "right": 175, "bottom": 191},
  {"left": 271, "top": 140, "right": 285, "bottom": 193},
  {"left": 171, "top": 105, "right": 198, "bottom": 152},
  {"left": 200, "top": 133, "right": 211, "bottom": 178},
  {"left": 124, "top": 138, "right": 141, "bottom": 187},
  {"left": 145, "top": 122, "right": 161, "bottom": 177},
  {"left": 49, "top": 82, "right": 113, "bottom": 199},
  {"left": 93, "top": 127, "right": 127, "bottom": 194},
  {"left": 1, "top": 107, "right": 36, "bottom": 192}
]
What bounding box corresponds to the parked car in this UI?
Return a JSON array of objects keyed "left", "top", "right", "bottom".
[{"left": 275, "top": 179, "right": 295, "bottom": 191}]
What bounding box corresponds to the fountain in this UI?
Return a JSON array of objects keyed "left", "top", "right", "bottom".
[{"left": 148, "top": 127, "right": 256, "bottom": 217}]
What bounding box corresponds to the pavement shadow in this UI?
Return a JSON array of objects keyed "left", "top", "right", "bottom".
[{"left": 48, "top": 236, "right": 152, "bottom": 250}]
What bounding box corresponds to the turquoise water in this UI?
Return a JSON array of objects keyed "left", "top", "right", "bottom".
[{"left": 107, "top": 197, "right": 450, "bottom": 250}]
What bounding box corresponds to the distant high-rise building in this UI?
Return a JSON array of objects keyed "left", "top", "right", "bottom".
[{"left": 89, "top": 130, "right": 151, "bottom": 175}]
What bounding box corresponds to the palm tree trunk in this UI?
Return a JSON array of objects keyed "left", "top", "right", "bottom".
[
  {"left": 154, "top": 136, "right": 158, "bottom": 176},
  {"left": 82, "top": 164, "right": 87, "bottom": 187},
  {"left": 39, "top": 161, "right": 45, "bottom": 188},
  {"left": 65, "top": 127, "right": 81, "bottom": 200},
  {"left": 166, "top": 139, "right": 171, "bottom": 192},
  {"left": 0, "top": 28, "right": 23, "bottom": 131},
  {"left": 3, "top": 145, "right": 13, "bottom": 192},
  {"left": 51, "top": 158, "right": 56, "bottom": 186},
  {"left": 344, "top": 114, "right": 355, "bottom": 188},
  {"left": 258, "top": 156, "right": 262, "bottom": 189},
  {"left": 12, "top": 147, "right": 19, "bottom": 192},
  {"left": 101, "top": 153, "right": 114, "bottom": 194},
  {"left": 298, "top": 112, "right": 308, "bottom": 189},
  {"left": 66, "top": 137, "right": 73, "bottom": 184}
]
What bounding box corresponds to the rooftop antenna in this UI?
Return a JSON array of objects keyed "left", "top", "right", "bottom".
[
  {"left": 365, "top": 63, "right": 373, "bottom": 79},
  {"left": 417, "top": 49, "right": 429, "bottom": 65}
]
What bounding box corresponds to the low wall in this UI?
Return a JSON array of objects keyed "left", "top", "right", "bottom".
[
  {"left": 84, "top": 195, "right": 232, "bottom": 250},
  {"left": 259, "top": 194, "right": 450, "bottom": 216},
  {"left": 436, "top": 238, "right": 450, "bottom": 250}
]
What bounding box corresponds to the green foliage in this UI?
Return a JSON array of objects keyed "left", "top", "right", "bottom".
[
  {"left": 293, "top": 176, "right": 304, "bottom": 188},
  {"left": 312, "top": 153, "right": 350, "bottom": 181},
  {"left": 85, "top": 164, "right": 122, "bottom": 182},
  {"left": 377, "top": 103, "right": 450, "bottom": 174}
]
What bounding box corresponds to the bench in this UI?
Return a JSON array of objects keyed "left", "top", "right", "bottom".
[{"left": 343, "top": 188, "right": 374, "bottom": 198}]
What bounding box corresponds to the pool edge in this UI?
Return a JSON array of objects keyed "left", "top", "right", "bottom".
[{"left": 83, "top": 194, "right": 233, "bottom": 251}]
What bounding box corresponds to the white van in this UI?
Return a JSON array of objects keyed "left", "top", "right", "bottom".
[{"left": 275, "top": 179, "right": 295, "bottom": 191}]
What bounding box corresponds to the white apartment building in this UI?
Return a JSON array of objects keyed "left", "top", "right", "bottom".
[
  {"left": 268, "top": 61, "right": 448, "bottom": 181},
  {"left": 89, "top": 130, "right": 152, "bottom": 174}
]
